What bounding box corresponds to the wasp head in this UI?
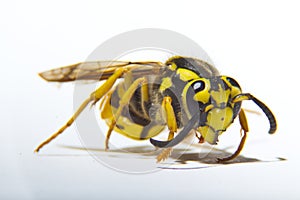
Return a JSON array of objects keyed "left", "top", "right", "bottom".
[{"left": 183, "top": 76, "right": 243, "bottom": 144}]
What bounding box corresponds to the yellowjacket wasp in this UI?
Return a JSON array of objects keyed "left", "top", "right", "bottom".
[{"left": 34, "top": 56, "right": 277, "bottom": 162}]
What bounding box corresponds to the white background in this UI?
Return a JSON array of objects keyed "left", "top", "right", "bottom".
[{"left": 1, "top": 0, "right": 300, "bottom": 199}]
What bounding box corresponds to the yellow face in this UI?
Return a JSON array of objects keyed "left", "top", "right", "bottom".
[{"left": 183, "top": 76, "right": 242, "bottom": 144}]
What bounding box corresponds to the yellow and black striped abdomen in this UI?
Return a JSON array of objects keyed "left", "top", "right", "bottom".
[{"left": 100, "top": 76, "right": 166, "bottom": 140}]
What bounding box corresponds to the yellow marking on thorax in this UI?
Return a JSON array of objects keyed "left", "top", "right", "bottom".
[
  {"left": 159, "top": 77, "right": 172, "bottom": 92},
  {"left": 170, "top": 63, "right": 177, "bottom": 71},
  {"left": 182, "top": 83, "right": 192, "bottom": 119},
  {"left": 176, "top": 68, "right": 199, "bottom": 82}
]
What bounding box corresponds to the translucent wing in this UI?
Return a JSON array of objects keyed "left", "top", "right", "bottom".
[{"left": 39, "top": 61, "right": 165, "bottom": 82}]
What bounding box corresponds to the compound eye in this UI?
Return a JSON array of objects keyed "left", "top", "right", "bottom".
[
  {"left": 226, "top": 77, "right": 240, "bottom": 89},
  {"left": 192, "top": 80, "right": 205, "bottom": 93}
]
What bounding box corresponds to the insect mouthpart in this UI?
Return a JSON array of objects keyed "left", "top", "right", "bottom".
[{"left": 198, "top": 106, "right": 234, "bottom": 144}]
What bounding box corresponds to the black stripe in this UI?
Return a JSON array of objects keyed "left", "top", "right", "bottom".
[
  {"left": 110, "top": 87, "right": 120, "bottom": 107},
  {"left": 139, "top": 122, "right": 162, "bottom": 139},
  {"left": 168, "top": 57, "right": 218, "bottom": 78}
]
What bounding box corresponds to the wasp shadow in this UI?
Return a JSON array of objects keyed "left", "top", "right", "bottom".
[
  {"left": 171, "top": 150, "right": 260, "bottom": 165},
  {"left": 40, "top": 144, "right": 287, "bottom": 166}
]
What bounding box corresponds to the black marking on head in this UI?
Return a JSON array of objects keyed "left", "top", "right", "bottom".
[
  {"left": 226, "top": 77, "right": 241, "bottom": 89},
  {"left": 232, "top": 102, "right": 242, "bottom": 119},
  {"left": 209, "top": 77, "right": 227, "bottom": 91},
  {"left": 222, "top": 79, "right": 230, "bottom": 90},
  {"left": 219, "top": 102, "right": 227, "bottom": 109},
  {"left": 199, "top": 106, "right": 209, "bottom": 126}
]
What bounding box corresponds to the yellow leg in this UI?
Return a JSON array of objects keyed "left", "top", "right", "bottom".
[
  {"left": 126, "top": 74, "right": 150, "bottom": 122},
  {"left": 217, "top": 109, "right": 249, "bottom": 162},
  {"left": 156, "top": 96, "right": 178, "bottom": 162},
  {"left": 105, "top": 77, "right": 146, "bottom": 150},
  {"left": 34, "top": 68, "right": 126, "bottom": 153},
  {"left": 140, "top": 77, "right": 149, "bottom": 117},
  {"left": 100, "top": 90, "right": 113, "bottom": 120}
]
